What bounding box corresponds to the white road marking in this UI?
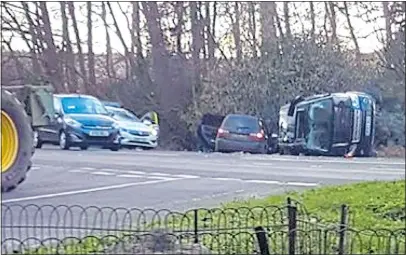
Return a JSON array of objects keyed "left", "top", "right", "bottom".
[
  {"left": 173, "top": 174, "right": 200, "bottom": 179},
  {"left": 31, "top": 166, "right": 40, "bottom": 170},
  {"left": 150, "top": 172, "right": 172, "bottom": 176},
  {"left": 69, "top": 169, "right": 88, "bottom": 173},
  {"left": 245, "top": 180, "right": 280, "bottom": 185},
  {"left": 116, "top": 174, "right": 148, "bottom": 178},
  {"left": 90, "top": 171, "right": 115, "bottom": 176},
  {"left": 2, "top": 179, "right": 180, "bottom": 203},
  {"left": 81, "top": 167, "right": 96, "bottom": 170},
  {"left": 212, "top": 177, "right": 242, "bottom": 182},
  {"left": 285, "top": 181, "right": 319, "bottom": 187}
]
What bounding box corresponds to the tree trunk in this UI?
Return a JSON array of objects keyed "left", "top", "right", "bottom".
[
  {"left": 87, "top": 2, "right": 96, "bottom": 91},
  {"left": 141, "top": 1, "right": 170, "bottom": 105},
  {"left": 283, "top": 2, "right": 292, "bottom": 41},
  {"left": 107, "top": 2, "right": 131, "bottom": 80},
  {"left": 248, "top": 2, "right": 257, "bottom": 58},
  {"left": 175, "top": 1, "right": 184, "bottom": 54},
  {"left": 310, "top": 2, "right": 316, "bottom": 42},
  {"left": 101, "top": 2, "right": 115, "bottom": 79},
  {"left": 233, "top": 2, "right": 242, "bottom": 62},
  {"left": 260, "top": 2, "right": 277, "bottom": 56},
  {"left": 328, "top": 2, "right": 338, "bottom": 47},
  {"left": 190, "top": 1, "right": 201, "bottom": 103},
  {"left": 39, "top": 2, "right": 63, "bottom": 92},
  {"left": 60, "top": 1, "right": 77, "bottom": 91},
  {"left": 208, "top": 2, "right": 217, "bottom": 61},
  {"left": 132, "top": 2, "right": 143, "bottom": 59},
  {"left": 17, "top": 3, "right": 41, "bottom": 77},
  {"left": 68, "top": 2, "right": 87, "bottom": 92},
  {"left": 382, "top": 2, "right": 392, "bottom": 46},
  {"left": 343, "top": 2, "right": 360, "bottom": 60}
]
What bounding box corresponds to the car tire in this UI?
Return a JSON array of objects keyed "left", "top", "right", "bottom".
[
  {"left": 80, "top": 145, "right": 88, "bottom": 150},
  {"left": 109, "top": 144, "right": 120, "bottom": 151},
  {"left": 59, "top": 130, "right": 70, "bottom": 150}
]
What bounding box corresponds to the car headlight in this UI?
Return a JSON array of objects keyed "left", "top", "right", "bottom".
[
  {"left": 150, "top": 129, "right": 158, "bottom": 136},
  {"left": 64, "top": 118, "right": 81, "bottom": 127}
]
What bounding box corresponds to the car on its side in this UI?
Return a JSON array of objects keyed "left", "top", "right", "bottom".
[
  {"left": 214, "top": 114, "right": 269, "bottom": 154},
  {"left": 33, "top": 94, "right": 121, "bottom": 151},
  {"left": 105, "top": 106, "right": 159, "bottom": 149}
]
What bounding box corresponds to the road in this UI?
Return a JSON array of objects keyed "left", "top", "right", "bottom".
[{"left": 1, "top": 146, "right": 405, "bottom": 244}]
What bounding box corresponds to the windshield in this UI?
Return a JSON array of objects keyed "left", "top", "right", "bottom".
[
  {"left": 108, "top": 108, "right": 140, "bottom": 122},
  {"left": 222, "top": 115, "right": 260, "bottom": 134},
  {"left": 306, "top": 99, "right": 333, "bottom": 151},
  {"left": 60, "top": 97, "right": 109, "bottom": 115}
]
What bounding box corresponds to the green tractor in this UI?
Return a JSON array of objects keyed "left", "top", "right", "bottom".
[{"left": 1, "top": 84, "right": 55, "bottom": 192}]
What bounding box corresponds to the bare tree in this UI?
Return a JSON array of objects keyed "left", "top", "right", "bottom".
[
  {"left": 382, "top": 2, "right": 393, "bottom": 46},
  {"left": 39, "top": 2, "right": 63, "bottom": 91},
  {"left": 87, "top": 2, "right": 96, "bottom": 89},
  {"left": 132, "top": 2, "right": 143, "bottom": 59},
  {"left": 342, "top": 2, "right": 361, "bottom": 60},
  {"left": 260, "top": 2, "right": 278, "bottom": 56},
  {"left": 68, "top": 2, "right": 87, "bottom": 91},
  {"left": 283, "top": 2, "right": 292, "bottom": 41},
  {"left": 101, "top": 1, "right": 115, "bottom": 78},
  {"left": 248, "top": 2, "right": 258, "bottom": 57},
  {"left": 60, "top": 1, "right": 77, "bottom": 90},
  {"left": 310, "top": 2, "right": 316, "bottom": 42}
]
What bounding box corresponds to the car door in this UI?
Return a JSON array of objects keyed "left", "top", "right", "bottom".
[{"left": 39, "top": 97, "right": 63, "bottom": 142}]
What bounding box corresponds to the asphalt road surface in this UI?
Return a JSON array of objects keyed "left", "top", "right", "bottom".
[{"left": 1, "top": 146, "right": 405, "bottom": 245}]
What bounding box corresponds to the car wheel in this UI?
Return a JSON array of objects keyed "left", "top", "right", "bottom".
[
  {"left": 59, "top": 131, "right": 70, "bottom": 150},
  {"left": 109, "top": 144, "right": 120, "bottom": 151},
  {"left": 80, "top": 145, "right": 88, "bottom": 150},
  {"left": 33, "top": 130, "right": 43, "bottom": 149}
]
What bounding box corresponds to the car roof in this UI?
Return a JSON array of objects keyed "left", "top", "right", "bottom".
[
  {"left": 54, "top": 93, "right": 98, "bottom": 100},
  {"left": 225, "top": 114, "right": 258, "bottom": 120}
]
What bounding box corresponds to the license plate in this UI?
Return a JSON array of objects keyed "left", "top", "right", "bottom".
[{"left": 89, "top": 130, "right": 109, "bottom": 137}]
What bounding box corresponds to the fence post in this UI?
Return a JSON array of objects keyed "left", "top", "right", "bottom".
[
  {"left": 338, "top": 204, "right": 348, "bottom": 255},
  {"left": 287, "top": 199, "right": 297, "bottom": 255},
  {"left": 254, "top": 226, "right": 270, "bottom": 255},
  {"left": 193, "top": 209, "right": 199, "bottom": 244}
]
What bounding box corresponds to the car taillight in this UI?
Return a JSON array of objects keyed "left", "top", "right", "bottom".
[
  {"left": 217, "top": 128, "right": 229, "bottom": 138},
  {"left": 249, "top": 130, "right": 265, "bottom": 141}
]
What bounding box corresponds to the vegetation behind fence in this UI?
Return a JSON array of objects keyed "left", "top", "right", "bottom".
[{"left": 2, "top": 198, "right": 405, "bottom": 254}]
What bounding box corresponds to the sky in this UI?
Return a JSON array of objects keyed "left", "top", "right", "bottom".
[{"left": 2, "top": 2, "right": 387, "bottom": 57}]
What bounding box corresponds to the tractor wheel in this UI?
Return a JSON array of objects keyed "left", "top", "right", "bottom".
[{"left": 1, "top": 90, "right": 33, "bottom": 192}]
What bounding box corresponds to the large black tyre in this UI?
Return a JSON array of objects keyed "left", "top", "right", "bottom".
[{"left": 1, "top": 90, "right": 33, "bottom": 192}]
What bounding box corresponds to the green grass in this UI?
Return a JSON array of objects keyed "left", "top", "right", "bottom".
[
  {"left": 225, "top": 179, "right": 405, "bottom": 229},
  {"left": 14, "top": 180, "right": 406, "bottom": 255}
]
